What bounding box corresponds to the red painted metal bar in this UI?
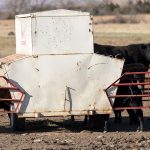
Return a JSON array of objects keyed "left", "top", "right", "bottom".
[
  {"left": 15, "top": 92, "right": 25, "bottom": 112},
  {"left": 105, "top": 73, "right": 125, "bottom": 91},
  {"left": 3, "top": 76, "right": 19, "bottom": 89},
  {"left": 0, "top": 98, "right": 21, "bottom": 102},
  {"left": 114, "top": 106, "right": 150, "bottom": 110},
  {"left": 109, "top": 94, "right": 150, "bottom": 98},
  {"left": 0, "top": 76, "right": 25, "bottom": 113},
  {"left": 125, "top": 72, "right": 150, "bottom": 75},
  {"left": 0, "top": 87, "right": 19, "bottom": 90},
  {"left": 113, "top": 82, "right": 150, "bottom": 86},
  {"left": 105, "top": 71, "right": 150, "bottom": 110}
]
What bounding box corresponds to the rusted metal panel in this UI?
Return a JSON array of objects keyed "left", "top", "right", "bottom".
[
  {"left": 0, "top": 54, "right": 124, "bottom": 116},
  {"left": 15, "top": 9, "right": 93, "bottom": 55}
]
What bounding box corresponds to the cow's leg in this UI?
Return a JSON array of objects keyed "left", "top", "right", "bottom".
[
  {"left": 136, "top": 109, "right": 143, "bottom": 132},
  {"left": 0, "top": 90, "right": 12, "bottom": 120},
  {"left": 127, "top": 109, "right": 137, "bottom": 125},
  {"left": 103, "top": 114, "right": 109, "bottom": 132},
  {"left": 84, "top": 115, "right": 96, "bottom": 128},
  {"left": 83, "top": 115, "right": 88, "bottom": 127},
  {"left": 114, "top": 111, "right": 118, "bottom": 123},
  {"left": 71, "top": 115, "right": 75, "bottom": 122},
  {"left": 118, "top": 111, "right": 122, "bottom": 123},
  {"left": 130, "top": 96, "right": 143, "bottom": 131},
  {"left": 88, "top": 114, "right": 109, "bottom": 132},
  {"left": 114, "top": 110, "right": 122, "bottom": 123},
  {"left": 127, "top": 110, "right": 133, "bottom": 125}
]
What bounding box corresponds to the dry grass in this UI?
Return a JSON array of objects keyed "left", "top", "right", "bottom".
[
  {"left": 0, "top": 20, "right": 15, "bottom": 37},
  {"left": 0, "top": 37, "right": 15, "bottom": 57},
  {"left": 93, "top": 14, "right": 150, "bottom": 24},
  {"left": 0, "top": 20, "right": 15, "bottom": 57},
  {"left": 94, "top": 23, "right": 150, "bottom": 45},
  {"left": 93, "top": 15, "right": 150, "bottom": 45},
  {"left": 0, "top": 17, "right": 150, "bottom": 57}
]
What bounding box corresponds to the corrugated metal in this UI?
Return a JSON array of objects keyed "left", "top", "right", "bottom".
[{"left": 0, "top": 54, "right": 124, "bottom": 116}]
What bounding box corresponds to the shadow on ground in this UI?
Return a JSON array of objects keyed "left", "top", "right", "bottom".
[{"left": 1, "top": 115, "right": 150, "bottom": 134}]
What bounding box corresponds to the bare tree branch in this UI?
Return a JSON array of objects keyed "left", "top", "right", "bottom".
[{"left": 6, "top": 0, "right": 31, "bottom": 17}]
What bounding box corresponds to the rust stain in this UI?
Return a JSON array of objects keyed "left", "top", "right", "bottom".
[
  {"left": 0, "top": 54, "right": 29, "bottom": 65},
  {"left": 33, "top": 55, "right": 38, "bottom": 58}
]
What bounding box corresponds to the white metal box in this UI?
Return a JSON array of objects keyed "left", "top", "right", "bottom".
[{"left": 15, "top": 9, "right": 93, "bottom": 55}]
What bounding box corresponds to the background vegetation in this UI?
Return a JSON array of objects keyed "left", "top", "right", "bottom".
[{"left": 0, "top": 0, "right": 150, "bottom": 19}]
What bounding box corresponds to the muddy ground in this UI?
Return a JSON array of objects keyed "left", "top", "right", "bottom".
[{"left": 1, "top": 111, "right": 150, "bottom": 150}]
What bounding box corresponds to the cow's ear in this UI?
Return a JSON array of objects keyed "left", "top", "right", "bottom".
[
  {"left": 148, "top": 44, "right": 150, "bottom": 50},
  {"left": 115, "top": 53, "right": 123, "bottom": 59},
  {"left": 141, "top": 44, "right": 147, "bottom": 49}
]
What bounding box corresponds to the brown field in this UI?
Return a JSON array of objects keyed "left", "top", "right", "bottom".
[
  {"left": 0, "top": 20, "right": 15, "bottom": 57},
  {"left": 0, "top": 16, "right": 150, "bottom": 149},
  {"left": 93, "top": 14, "right": 150, "bottom": 24},
  {"left": 94, "top": 23, "right": 150, "bottom": 45}
]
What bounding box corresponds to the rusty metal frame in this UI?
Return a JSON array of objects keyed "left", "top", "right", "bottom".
[
  {"left": 0, "top": 76, "right": 25, "bottom": 113},
  {"left": 105, "top": 71, "right": 150, "bottom": 110}
]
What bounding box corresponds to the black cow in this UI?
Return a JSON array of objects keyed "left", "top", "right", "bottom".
[
  {"left": 94, "top": 43, "right": 150, "bottom": 131},
  {"left": 112, "top": 62, "right": 147, "bottom": 129},
  {"left": 112, "top": 43, "right": 150, "bottom": 67},
  {"left": 123, "top": 63, "right": 147, "bottom": 91},
  {"left": 113, "top": 70, "right": 144, "bottom": 131},
  {"left": 0, "top": 89, "right": 11, "bottom": 118},
  {"left": 74, "top": 43, "right": 150, "bottom": 132},
  {"left": 112, "top": 62, "right": 146, "bottom": 131},
  {"left": 94, "top": 43, "right": 123, "bottom": 59},
  {"left": 83, "top": 114, "right": 109, "bottom": 132},
  {"left": 94, "top": 43, "right": 150, "bottom": 67}
]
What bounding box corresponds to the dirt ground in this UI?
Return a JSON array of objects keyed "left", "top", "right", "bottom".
[
  {"left": 0, "top": 17, "right": 150, "bottom": 149},
  {"left": 0, "top": 111, "right": 150, "bottom": 150}
]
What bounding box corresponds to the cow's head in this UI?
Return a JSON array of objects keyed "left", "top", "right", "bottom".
[
  {"left": 140, "top": 43, "right": 150, "bottom": 50},
  {"left": 139, "top": 43, "right": 150, "bottom": 66}
]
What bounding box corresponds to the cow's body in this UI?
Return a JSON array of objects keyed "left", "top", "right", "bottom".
[
  {"left": 113, "top": 73, "right": 143, "bottom": 131},
  {"left": 94, "top": 43, "right": 150, "bottom": 66},
  {"left": 112, "top": 44, "right": 150, "bottom": 66},
  {"left": 94, "top": 43, "right": 150, "bottom": 131},
  {"left": 0, "top": 89, "right": 11, "bottom": 119}
]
